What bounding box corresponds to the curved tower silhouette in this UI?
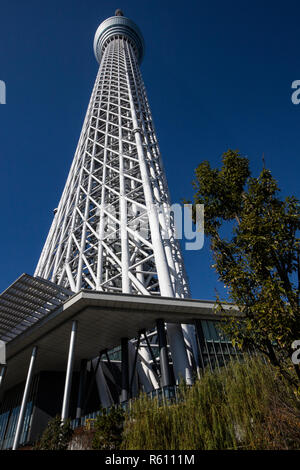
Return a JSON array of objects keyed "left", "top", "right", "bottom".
[{"left": 34, "top": 10, "right": 194, "bottom": 384}]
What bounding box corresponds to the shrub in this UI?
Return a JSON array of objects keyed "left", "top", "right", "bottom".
[
  {"left": 34, "top": 415, "right": 73, "bottom": 450},
  {"left": 92, "top": 406, "right": 125, "bottom": 450}
]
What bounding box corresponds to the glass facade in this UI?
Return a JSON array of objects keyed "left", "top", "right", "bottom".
[
  {"left": 198, "top": 320, "right": 245, "bottom": 371},
  {"left": 0, "top": 374, "right": 38, "bottom": 449},
  {"left": 0, "top": 402, "right": 33, "bottom": 450}
]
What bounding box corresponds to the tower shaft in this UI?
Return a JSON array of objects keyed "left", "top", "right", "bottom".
[
  {"left": 35, "top": 14, "right": 194, "bottom": 384},
  {"left": 35, "top": 37, "right": 188, "bottom": 299}
]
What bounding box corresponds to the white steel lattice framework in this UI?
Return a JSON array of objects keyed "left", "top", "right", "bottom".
[{"left": 34, "top": 11, "right": 195, "bottom": 384}]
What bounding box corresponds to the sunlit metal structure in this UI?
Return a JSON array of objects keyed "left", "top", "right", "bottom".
[{"left": 34, "top": 10, "right": 195, "bottom": 384}]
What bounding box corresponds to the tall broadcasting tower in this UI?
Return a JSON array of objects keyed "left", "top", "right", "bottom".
[{"left": 35, "top": 10, "right": 195, "bottom": 383}]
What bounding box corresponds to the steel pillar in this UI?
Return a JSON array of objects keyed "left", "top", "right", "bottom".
[
  {"left": 12, "top": 346, "right": 38, "bottom": 450},
  {"left": 93, "top": 358, "right": 114, "bottom": 408},
  {"left": 82, "top": 354, "right": 102, "bottom": 413},
  {"left": 0, "top": 365, "right": 7, "bottom": 391},
  {"left": 121, "top": 337, "right": 129, "bottom": 402},
  {"left": 156, "top": 319, "right": 174, "bottom": 387},
  {"left": 61, "top": 320, "right": 77, "bottom": 421},
  {"left": 194, "top": 319, "right": 205, "bottom": 372},
  {"left": 129, "top": 333, "right": 141, "bottom": 398}
]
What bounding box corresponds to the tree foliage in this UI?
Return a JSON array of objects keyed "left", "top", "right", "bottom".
[
  {"left": 122, "top": 357, "right": 300, "bottom": 450},
  {"left": 92, "top": 406, "right": 125, "bottom": 450},
  {"left": 190, "top": 150, "right": 300, "bottom": 386},
  {"left": 34, "top": 415, "right": 73, "bottom": 450}
]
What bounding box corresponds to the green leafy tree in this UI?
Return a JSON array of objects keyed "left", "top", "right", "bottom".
[
  {"left": 92, "top": 406, "right": 125, "bottom": 450},
  {"left": 190, "top": 150, "right": 300, "bottom": 387},
  {"left": 34, "top": 415, "right": 73, "bottom": 450}
]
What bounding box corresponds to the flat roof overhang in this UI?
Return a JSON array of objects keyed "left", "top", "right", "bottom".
[{"left": 2, "top": 290, "right": 238, "bottom": 393}]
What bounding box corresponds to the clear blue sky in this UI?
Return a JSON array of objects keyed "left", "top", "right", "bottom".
[{"left": 0, "top": 0, "right": 300, "bottom": 300}]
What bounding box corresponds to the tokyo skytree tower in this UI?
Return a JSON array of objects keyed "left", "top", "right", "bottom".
[{"left": 34, "top": 10, "right": 195, "bottom": 383}]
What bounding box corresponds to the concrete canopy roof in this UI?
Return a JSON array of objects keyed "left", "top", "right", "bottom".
[{"left": 3, "top": 290, "right": 238, "bottom": 393}]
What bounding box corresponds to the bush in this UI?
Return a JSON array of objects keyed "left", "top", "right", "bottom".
[
  {"left": 92, "top": 406, "right": 125, "bottom": 450},
  {"left": 121, "top": 357, "right": 300, "bottom": 450},
  {"left": 34, "top": 415, "right": 73, "bottom": 450}
]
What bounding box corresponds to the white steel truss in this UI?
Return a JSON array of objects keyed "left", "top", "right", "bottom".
[
  {"left": 34, "top": 12, "right": 194, "bottom": 384},
  {"left": 35, "top": 40, "right": 190, "bottom": 298}
]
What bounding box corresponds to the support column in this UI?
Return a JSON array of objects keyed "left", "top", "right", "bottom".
[
  {"left": 121, "top": 337, "right": 129, "bottom": 403},
  {"left": 194, "top": 319, "right": 205, "bottom": 372},
  {"left": 61, "top": 320, "right": 77, "bottom": 421},
  {"left": 75, "top": 358, "right": 87, "bottom": 424},
  {"left": 0, "top": 365, "right": 7, "bottom": 390},
  {"left": 12, "top": 346, "right": 38, "bottom": 451},
  {"left": 129, "top": 333, "right": 141, "bottom": 398},
  {"left": 166, "top": 323, "right": 193, "bottom": 385},
  {"left": 156, "top": 319, "right": 174, "bottom": 387}
]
